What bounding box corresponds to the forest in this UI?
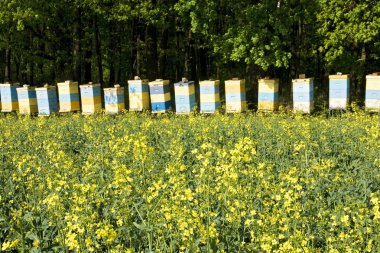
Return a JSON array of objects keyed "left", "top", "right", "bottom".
[{"left": 1, "top": 0, "right": 380, "bottom": 104}]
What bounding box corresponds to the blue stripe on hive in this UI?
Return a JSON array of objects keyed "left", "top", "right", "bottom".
[
  {"left": 151, "top": 101, "right": 171, "bottom": 111},
  {"left": 105, "top": 94, "right": 124, "bottom": 104},
  {"left": 59, "top": 93, "right": 80, "bottom": 102},
  {"left": 226, "top": 93, "right": 246, "bottom": 103},
  {"left": 200, "top": 85, "right": 219, "bottom": 94},
  {"left": 0, "top": 87, "right": 18, "bottom": 101},
  {"left": 200, "top": 102, "right": 220, "bottom": 112},
  {"left": 175, "top": 94, "right": 196, "bottom": 104},
  {"left": 293, "top": 91, "right": 313, "bottom": 102},
  {"left": 150, "top": 85, "right": 170, "bottom": 95},
  {"left": 365, "top": 90, "right": 380, "bottom": 100},
  {"left": 129, "top": 84, "right": 149, "bottom": 93},
  {"left": 80, "top": 87, "right": 101, "bottom": 97},
  {"left": 293, "top": 83, "right": 313, "bottom": 93},
  {"left": 258, "top": 92, "right": 279, "bottom": 102},
  {"left": 329, "top": 89, "right": 349, "bottom": 99},
  {"left": 329, "top": 80, "right": 349, "bottom": 90}
]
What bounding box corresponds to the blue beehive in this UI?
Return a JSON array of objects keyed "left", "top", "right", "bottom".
[
  {"left": 329, "top": 73, "right": 350, "bottom": 110},
  {"left": 174, "top": 78, "right": 196, "bottom": 114},
  {"left": 292, "top": 75, "right": 314, "bottom": 113},
  {"left": 0, "top": 82, "right": 20, "bottom": 112},
  {"left": 35, "top": 84, "right": 58, "bottom": 116},
  {"left": 149, "top": 79, "right": 171, "bottom": 113}
]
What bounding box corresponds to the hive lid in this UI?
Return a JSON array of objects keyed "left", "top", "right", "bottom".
[
  {"left": 149, "top": 79, "right": 170, "bottom": 86},
  {"left": 175, "top": 78, "right": 194, "bottom": 86},
  {"left": 80, "top": 82, "right": 101, "bottom": 88},
  {"left": 366, "top": 72, "right": 380, "bottom": 78},
  {"left": 329, "top": 73, "right": 350, "bottom": 79},
  {"left": 114, "top": 84, "right": 121, "bottom": 88}
]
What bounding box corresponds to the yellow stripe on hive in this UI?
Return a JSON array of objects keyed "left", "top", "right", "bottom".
[
  {"left": 259, "top": 79, "right": 279, "bottom": 93},
  {"left": 366, "top": 80, "right": 380, "bottom": 90},
  {"left": 105, "top": 103, "right": 125, "bottom": 113},
  {"left": 329, "top": 74, "right": 350, "bottom": 80},
  {"left": 150, "top": 93, "right": 171, "bottom": 103},
  {"left": 1, "top": 101, "right": 19, "bottom": 111},
  {"left": 226, "top": 101, "right": 247, "bottom": 113},
  {"left": 200, "top": 94, "right": 219, "bottom": 103},
  {"left": 225, "top": 80, "right": 245, "bottom": 93},
  {"left": 129, "top": 96, "right": 150, "bottom": 111},
  {"left": 258, "top": 101, "right": 279, "bottom": 111},
  {"left": 59, "top": 101, "right": 80, "bottom": 112},
  {"left": 199, "top": 80, "right": 220, "bottom": 86},
  {"left": 175, "top": 85, "right": 195, "bottom": 96},
  {"left": 129, "top": 92, "right": 150, "bottom": 100},
  {"left": 81, "top": 96, "right": 102, "bottom": 105}
]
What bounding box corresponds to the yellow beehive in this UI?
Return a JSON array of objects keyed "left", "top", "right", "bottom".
[
  {"left": 128, "top": 76, "right": 150, "bottom": 111},
  {"left": 16, "top": 85, "right": 38, "bottom": 115},
  {"left": 0, "top": 82, "right": 21, "bottom": 112},
  {"left": 57, "top": 80, "right": 80, "bottom": 112},
  {"left": 199, "top": 80, "right": 220, "bottom": 113},
  {"left": 365, "top": 73, "right": 380, "bottom": 112},
  {"left": 104, "top": 84, "right": 125, "bottom": 114},
  {"left": 79, "top": 82, "right": 102, "bottom": 114},
  {"left": 225, "top": 78, "right": 246, "bottom": 113},
  {"left": 258, "top": 78, "right": 279, "bottom": 111}
]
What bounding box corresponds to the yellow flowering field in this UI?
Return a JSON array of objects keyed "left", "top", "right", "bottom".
[{"left": 0, "top": 111, "right": 379, "bottom": 252}]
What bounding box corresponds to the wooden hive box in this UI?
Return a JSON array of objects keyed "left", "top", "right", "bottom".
[
  {"left": 225, "top": 78, "right": 246, "bottom": 113},
  {"left": 35, "top": 85, "right": 58, "bottom": 116},
  {"left": 57, "top": 80, "right": 80, "bottom": 112},
  {"left": 329, "top": 73, "right": 350, "bottom": 110},
  {"left": 199, "top": 80, "right": 220, "bottom": 113},
  {"left": 174, "top": 78, "right": 196, "bottom": 114},
  {"left": 365, "top": 73, "right": 380, "bottom": 112},
  {"left": 104, "top": 84, "right": 125, "bottom": 114},
  {"left": 292, "top": 76, "right": 314, "bottom": 113},
  {"left": 16, "top": 85, "right": 38, "bottom": 115},
  {"left": 128, "top": 77, "right": 150, "bottom": 111},
  {"left": 0, "top": 82, "right": 20, "bottom": 112},
  {"left": 79, "top": 82, "right": 102, "bottom": 114},
  {"left": 258, "top": 78, "right": 279, "bottom": 111},
  {"left": 148, "top": 79, "right": 171, "bottom": 113}
]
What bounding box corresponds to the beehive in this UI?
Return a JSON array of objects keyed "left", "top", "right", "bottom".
[
  {"left": 57, "top": 80, "right": 80, "bottom": 112},
  {"left": 292, "top": 76, "right": 314, "bottom": 113},
  {"left": 365, "top": 73, "right": 380, "bottom": 112},
  {"left": 174, "top": 78, "right": 196, "bottom": 114},
  {"left": 0, "top": 82, "right": 20, "bottom": 112},
  {"left": 79, "top": 82, "right": 102, "bottom": 114},
  {"left": 149, "top": 79, "right": 171, "bottom": 113},
  {"left": 128, "top": 76, "right": 150, "bottom": 111},
  {"left": 104, "top": 84, "right": 125, "bottom": 114},
  {"left": 16, "top": 85, "right": 38, "bottom": 115},
  {"left": 258, "top": 78, "right": 279, "bottom": 111},
  {"left": 35, "top": 85, "right": 58, "bottom": 116},
  {"left": 225, "top": 78, "right": 246, "bottom": 113},
  {"left": 329, "top": 73, "right": 350, "bottom": 110},
  {"left": 199, "top": 79, "right": 220, "bottom": 113}
]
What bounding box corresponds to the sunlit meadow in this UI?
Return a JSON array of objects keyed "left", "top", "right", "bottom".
[{"left": 0, "top": 110, "right": 379, "bottom": 252}]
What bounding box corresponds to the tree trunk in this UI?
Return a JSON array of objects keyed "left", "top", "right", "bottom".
[
  {"left": 159, "top": 27, "right": 169, "bottom": 78},
  {"left": 4, "top": 47, "right": 11, "bottom": 82},
  {"left": 73, "top": 8, "right": 82, "bottom": 83},
  {"left": 145, "top": 24, "right": 158, "bottom": 80},
  {"left": 93, "top": 15, "right": 103, "bottom": 87}
]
